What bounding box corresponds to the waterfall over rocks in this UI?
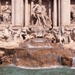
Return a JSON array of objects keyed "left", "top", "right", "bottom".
[{"left": 72, "top": 57, "right": 75, "bottom": 67}]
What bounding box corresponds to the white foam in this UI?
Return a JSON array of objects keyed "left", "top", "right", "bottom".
[
  {"left": 8, "top": 64, "right": 16, "bottom": 67},
  {"left": 16, "top": 65, "right": 63, "bottom": 70},
  {"left": 8, "top": 64, "right": 75, "bottom": 70},
  {"left": 70, "top": 67, "right": 75, "bottom": 69}
]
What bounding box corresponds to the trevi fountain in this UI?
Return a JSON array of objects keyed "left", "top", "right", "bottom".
[{"left": 0, "top": 0, "right": 75, "bottom": 75}]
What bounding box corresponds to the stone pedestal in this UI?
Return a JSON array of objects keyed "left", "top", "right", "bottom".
[{"left": 53, "top": 0, "right": 57, "bottom": 27}]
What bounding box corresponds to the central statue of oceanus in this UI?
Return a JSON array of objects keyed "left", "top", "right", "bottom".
[{"left": 32, "top": 0, "right": 52, "bottom": 28}]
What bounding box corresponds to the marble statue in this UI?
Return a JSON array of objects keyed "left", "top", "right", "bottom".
[
  {"left": 14, "top": 29, "right": 22, "bottom": 41},
  {"left": 2, "top": 1, "right": 11, "bottom": 23},
  {"left": 0, "top": 22, "right": 73, "bottom": 45},
  {"left": 54, "top": 26, "right": 74, "bottom": 44},
  {"left": 14, "top": 28, "right": 35, "bottom": 41},
  {"left": 32, "top": 0, "right": 52, "bottom": 28},
  {"left": 0, "top": 25, "right": 13, "bottom": 41}
]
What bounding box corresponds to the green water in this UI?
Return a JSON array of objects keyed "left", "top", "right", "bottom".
[{"left": 0, "top": 66, "right": 75, "bottom": 75}]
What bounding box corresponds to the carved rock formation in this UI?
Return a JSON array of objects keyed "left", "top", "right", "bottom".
[{"left": 0, "top": 42, "right": 75, "bottom": 67}]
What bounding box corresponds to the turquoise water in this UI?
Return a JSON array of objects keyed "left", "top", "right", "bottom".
[{"left": 0, "top": 66, "right": 75, "bottom": 75}]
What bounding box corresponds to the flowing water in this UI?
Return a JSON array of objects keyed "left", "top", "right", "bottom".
[
  {"left": 0, "top": 65, "right": 75, "bottom": 75},
  {"left": 72, "top": 57, "right": 75, "bottom": 67}
]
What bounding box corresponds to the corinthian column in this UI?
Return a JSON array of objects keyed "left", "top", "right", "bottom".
[
  {"left": 12, "top": 0, "right": 15, "bottom": 26},
  {"left": 49, "top": 0, "right": 51, "bottom": 19},
  {"left": 15, "top": 0, "right": 21, "bottom": 26},
  {"left": 0, "top": 0, "right": 1, "bottom": 13},
  {"left": 25, "top": 0, "right": 28, "bottom": 27},
  {"left": 66, "top": 0, "right": 70, "bottom": 25},
  {"left": 21, "top": 0, "right": 23, "bottom": 26},
  {"left": 31, "top": 0, "right": 34, "bottom": 15},
  {"left": 60, "top": 0, "right": 70, "bottom": 26},
  {"left": 53, "top": 0, "right": 57, "bottom": 27},
  {"left": 31, "top": 0, "right": 34, "bottom": 25},
  {"left": 58, "top": 0, "right": 60, "bottom": 26}
]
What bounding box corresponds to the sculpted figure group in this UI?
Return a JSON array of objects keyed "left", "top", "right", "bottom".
[
  {"left": 0, "top": 25, "right": 35, "bottom": 42},
  {"left": 32, "top": 1, "right": 52, "bottom": 28},
  {"left": 0, "top": 1, "right": 74, "bottom": 45},
  {"left": 0, "top": 24, "right": 74, "bottom": 46}
]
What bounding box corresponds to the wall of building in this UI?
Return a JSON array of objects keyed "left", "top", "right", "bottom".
[{"left": 0, "top": 0, "right": 72, "bottom": 28}]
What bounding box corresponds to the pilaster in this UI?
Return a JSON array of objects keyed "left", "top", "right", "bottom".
[
  {"left": 25, "top": 0, "right": 28, "bottom": 27},
  {"left": 53, "top": 0, "right": 57, "bottom": 27},
  {"left": 60, "top": 0, "right": 70, "bottom": 26}
]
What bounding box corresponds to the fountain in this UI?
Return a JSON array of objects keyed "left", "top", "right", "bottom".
[{"left": 0, "top": 0, "right": 75, "bottom": 68}]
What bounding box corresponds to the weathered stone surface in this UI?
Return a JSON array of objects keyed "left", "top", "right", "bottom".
[
  {"left": 0, "top": 59, "right": 2, "bottom": 64},
  {"left": 61, "top": 56, "right": 72, "bottom": 67},
  {"left": 0, "top": 46, "right": 74, "bottom": 67},
  {"left": 0, "top": 50, "right": 5, "bottom": 64},
  {"left": 0, "top": 50, "right": 5, "bottom": 57},
  {"left": 0, "top": 40, "right": 75, "bottom": 67},
  {"left": 15, "top": 48, "right": 74, "bottom": 67}
]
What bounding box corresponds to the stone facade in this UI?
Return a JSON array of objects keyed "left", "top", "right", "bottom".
[{"left": 0, "top": 0, "right": 75, "bottom": 28}]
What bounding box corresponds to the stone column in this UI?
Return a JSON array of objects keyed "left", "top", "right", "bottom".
[
  {"left": 53, "top": 0, "right": 57, "bottom": 27},
  {"left": 21, "top": 0, "right": 23, "bottom": 26},
  {"left": 66, "top": 0, "right": 70, "bottom": 25},
  {"left": 15, "top": 0, "right": 21, "bottom": 26},
  {"left": 31, "top": 0, "right": 34, "bottom": 15},
  {"left": 12, "top": 0, "right": 15, "bottom": 26},
  {"left": 0, "top": 0, "right": 1, "bottom": 13},
  {"left": 0, "top": 0, "right": 1, "bottom": 23},
  {"left": 60, "top": 0, "right": 70, "bottom": 26},
  {"left": 25, "top": 0, "right": 28, "bottom": 27},
  {"left": 49, "top": 0, "right": 51, "bottom": 19},
  {"left": 58, "top": 0, "right": 60, "bottom": 26},
  {"left": 31, "top": 0, "right": 34, "bottom": 25}
]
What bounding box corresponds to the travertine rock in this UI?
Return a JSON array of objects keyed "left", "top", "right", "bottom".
[
  {"left": 61, "top": 56, "right": 72, "bottom": 67},
  {"left": 0, "top": 50, "right": 5, "bottom": 57}
]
